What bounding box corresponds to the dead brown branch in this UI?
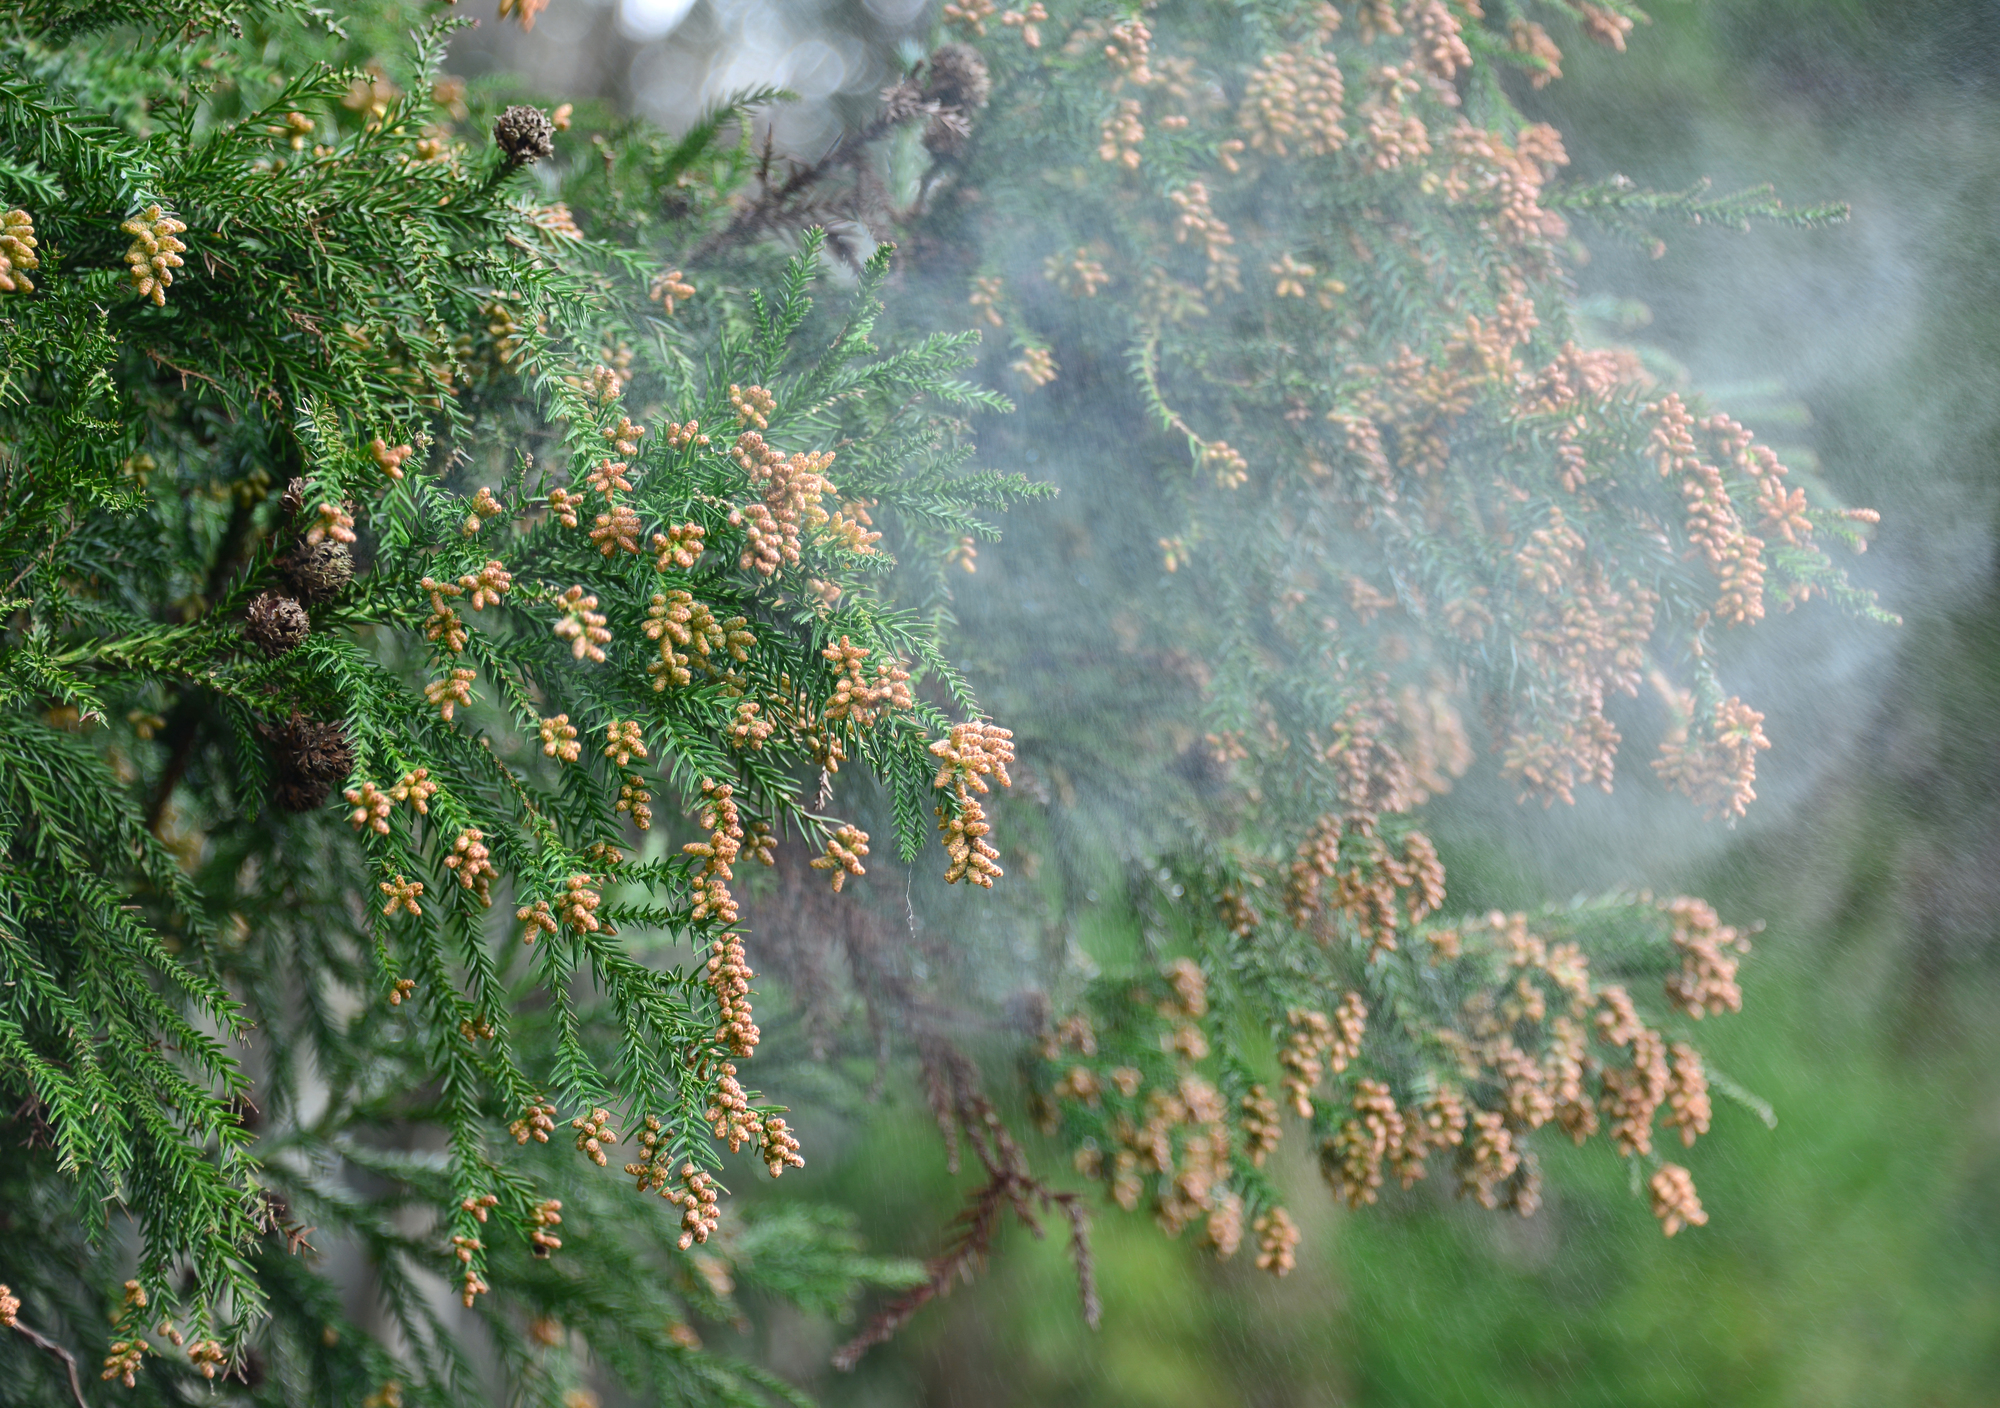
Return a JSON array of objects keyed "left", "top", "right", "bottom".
[
  {"left": 751, "top": 846, "right": 1098, "bottom": 1369},
  {"left": 8, "top": 1316, "right": 90, "bottom": 1408},
  {"left": 831, "top": 1165, "right": 1098, "bottom": 1371}
]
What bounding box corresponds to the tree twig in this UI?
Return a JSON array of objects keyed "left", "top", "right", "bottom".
[
  {"left": 1051, "top": 1190, "right": 1101, "bottom": 1330},
  {"left": 830, "top": 1169, "right": 1014, "bottom": 1371},
  {"left": 143, "top": 345, "right": 223, "bottom": 393},
  {"left": 832, "top": 1037, "right": 1099, "bottom": 1370},
  {"left": 8, "top": 1317, "right": 90, "bottom": 1408}
]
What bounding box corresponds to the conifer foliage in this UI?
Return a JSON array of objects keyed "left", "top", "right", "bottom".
[
  {"left": 0, "top": 0, "right": 1035, "bottom": 1399},
  {"left": 745, "top": 0, "right": 1887, "bottom": 1282}
]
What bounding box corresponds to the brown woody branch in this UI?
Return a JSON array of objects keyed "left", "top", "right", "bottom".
[
  {"left": 8, "top": 1317, "right": 90, "bottom": 1408},
  {"left": 751, "top": 851, "right": 1098, "bottom": 1369},
  {"left": 832, "top": 1035, "right": 1099, "bottom": 1370}
]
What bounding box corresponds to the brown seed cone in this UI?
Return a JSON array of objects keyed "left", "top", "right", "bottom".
[
  {"left": 281, "top": 540, "right": 353, "bottom": 603},
  {"left": 271, "top": 776, "right": 333, "bottom": 813},
  {"left": 922, "top": 44, "right": 992, "bottom": 112},
  {"left": 493, "top": 105, "right": 556, "bottom": 165},
  {"left": 923, "top": 109, "right": 975, "bottom": 160},
  {"left": 263, "top": 712, "right": 354, "bottom": 813},
  {"left": 265, "top": 712, "right": 354, "bottom": 782},
  {"left": 278, "top": 476, "right": 307, "bottom": 520},
  {"left": 245, "top": 592, "right": 310, "bottom": 656}
]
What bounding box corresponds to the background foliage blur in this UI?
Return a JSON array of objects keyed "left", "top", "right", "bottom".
[{"left": 396, "top": 1, "right": 2000, "bottom": 1402}]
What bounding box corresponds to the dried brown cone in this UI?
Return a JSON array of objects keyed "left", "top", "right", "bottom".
[
  {"left": 494, "top": 105, "right": 556, "bottom": 165},
  {"left": 878, "top": 77, "right": 929, "bottom": 128},
  {"left": 278, "top": 476, "right": 308, "bottom": 520},
  {"left": 270, "top": 778, "right": 327, "bottom": 813},
  {"left": 262, "top": 712, "right": 355, "bottom": 813},
  {"left": 281, "top": 540, "right": 353, "bottom": 603},
  {"left": 922, "top": 44, "right": 991, "bottom": 112},
  {"left": 923, "top": 109, "right": 975, "bottom": 160},
  {"left": 245, "top": 592, "right": 309, "bottom": 657}
]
